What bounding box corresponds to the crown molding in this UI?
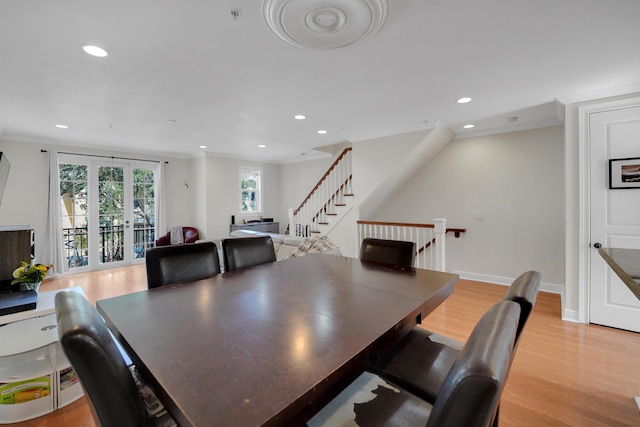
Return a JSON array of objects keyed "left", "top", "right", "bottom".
[{"left": 557, "top": 82, "right": 640, "bottom": 105}]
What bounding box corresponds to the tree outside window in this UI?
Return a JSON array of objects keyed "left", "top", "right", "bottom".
[{"left": 240, "top": 167, "right": 261, "bottom": 213}]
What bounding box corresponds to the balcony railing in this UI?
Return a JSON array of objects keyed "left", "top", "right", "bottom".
[{"left": 63, "top": 225, "right": 155, "bottom": 268}]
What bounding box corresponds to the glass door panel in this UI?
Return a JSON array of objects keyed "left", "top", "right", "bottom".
[
  {"left": 59, "top": 164, "right": 89, "bottom": 270},
  {"left": 97, "top": 164, "right": 129, "bottom": 267},
  {"left": 132, "top": 167, "right": 156, "bottom": 260}
]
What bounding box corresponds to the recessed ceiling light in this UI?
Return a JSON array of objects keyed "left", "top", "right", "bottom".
[
  {"left": 82, "top": 45, "right": 108, "bottom": 57},
  {"left": 199, "top": 145, "right": 207, "bottom": 149},
  {"left": 258, "top": 144, "right": 266, "bottom": 148},
  {"left": 317, "top": 130, "right": 327, "bottom": 134},
  {"left": 54, "top": 124, "right": 68, "bottom": 129},
  {"left": 294, "top": 115, "right": 306, "bottom": 120},
  {"left": 457, "top": 97, "right": 472, "bottom": 104},
  {"left": 463, "top": 124, "right": 475, "bottom": 129}
]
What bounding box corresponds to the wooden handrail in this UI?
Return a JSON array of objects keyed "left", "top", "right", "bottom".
[
  {"left": 294, "top": 147, "right": 352, "bottom": 216},
  {"left": 358, "top": 220, "right": 467, "bottom": 255},
  {"left": 357, "top": 220, "right": 467, "bottom": 237},
  {"left": 358, "top": 220, "right": 435, "bottom": 229},
  {"left": 312, "top": 176, "right": 352, "bottom": 222}
]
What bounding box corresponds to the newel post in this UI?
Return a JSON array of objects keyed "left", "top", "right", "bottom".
[
  {"left": 433, "top": 218, "right": 446, "bottom": 272},
  {"left": 288, "top": 208, "right": 295, "bottom": 236}
]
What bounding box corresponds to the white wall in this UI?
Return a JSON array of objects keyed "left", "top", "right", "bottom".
[
  {"left": 372, "top": 126, "right": 565, "bottom": 287},
  {"left": 0, "top": 138, "right": 192, "bottom": 261},
  {"left": 189, "top": 154, "right": 207, "bottom": 238},
  {"left": 199, "top": 154, "right": 282, "bottom": 240},
  {"left": 352, "top": 130, "right": 427, "bottom": 202},
  {"left": 279, "top": 156, "right": 335, "bottom": 233},
  {"left": 0, "top": 140, "right": 49, "bottom": 260},
  {"left": 164, "top": 158, "right": 195, "bottom": 229}
]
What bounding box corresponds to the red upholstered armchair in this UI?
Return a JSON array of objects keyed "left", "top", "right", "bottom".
[{"left": 155, "top": 227, "right": 199, "bottom": 247}]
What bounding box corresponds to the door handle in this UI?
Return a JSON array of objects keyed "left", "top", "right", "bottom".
[{"left": 593, "top": 242, "right": 602, "bottom": 249}]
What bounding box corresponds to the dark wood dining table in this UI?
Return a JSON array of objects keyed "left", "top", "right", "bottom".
[{"left": 96, "top": 253, "right": 458, "bottom": 427}]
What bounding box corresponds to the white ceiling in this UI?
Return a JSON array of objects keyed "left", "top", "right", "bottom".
[{"left": 1, "top": 0, "right": 639, "bottom": 164}]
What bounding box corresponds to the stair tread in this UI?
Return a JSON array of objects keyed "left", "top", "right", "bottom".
[
  {"left": 318, "top": 222, "right": 329, "bottom": 225},
  {"left": 344, "top": 194, "right": 354, "bottom": 196},
  {"left": 335, "top": 204, "right": 346, "bottom": 207}
]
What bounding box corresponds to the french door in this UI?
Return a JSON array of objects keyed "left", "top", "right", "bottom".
[{"left": 59, "top": 155, "right": 157, "bottom": 271}]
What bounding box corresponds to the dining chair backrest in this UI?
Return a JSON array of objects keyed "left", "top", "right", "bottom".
[
  {"left": 222, "top": 236, "right": 277, "bottom": 272},
  {"left": 426, "top": 300, "right": 520, "bottom": 427},
  {"left": 145, "top": 241, "right": 220, "bottom": 288},
  {"left": 55, "top": 291, "right": 151, "bottom": 427},
  {"left": 359, "top": 238, "right": 416, "bottom": 268},
  {"left": 502, "top": 270, "right": 541, "bottom": 342}
]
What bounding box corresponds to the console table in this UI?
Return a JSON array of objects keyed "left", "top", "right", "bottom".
[
  {"left": 0, "top": 287, "right": 85, "bottom": 423},
  {"left": 230, "top": 221, "right": 279, "bottom": 233}
]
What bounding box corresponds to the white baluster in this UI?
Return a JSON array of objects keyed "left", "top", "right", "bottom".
[
  {"left": 433, "top": 218, "right": 446, "bottom": 272},
  {"left": 288, "top": 208, "right": 294, "bottom": 237}
]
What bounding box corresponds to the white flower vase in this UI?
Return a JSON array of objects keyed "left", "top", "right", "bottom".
[{"left": 19, "top": 282, "right": 41, "bottom": 292}]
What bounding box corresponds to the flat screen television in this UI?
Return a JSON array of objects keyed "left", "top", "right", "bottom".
[{"left": 0, "top": 152, "right": 9, "bottom": 206}]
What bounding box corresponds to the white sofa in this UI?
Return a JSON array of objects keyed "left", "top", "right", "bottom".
[
  {"left": 196, "top": 229, "right": 341, "bottom": 266},
  {"left": 196, "top": 230, "right": 306, "bottom": 264},
  {"left": 228, "top": 229, "right": 307, "bottom": 260}
]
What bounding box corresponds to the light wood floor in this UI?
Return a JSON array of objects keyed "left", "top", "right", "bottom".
[{"left": 7, "top": 264, "right": 640, "bottom": 426}]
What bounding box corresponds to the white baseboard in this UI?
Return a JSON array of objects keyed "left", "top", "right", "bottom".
[
  {"left": 452, "top": 270, "right": 564, "bottom": 295},
  {"left": 562, "top": 309, "right": 579, "bottom": 323},
  {"left": 453, "top": 270, "right": 579, "bottom": 324}
]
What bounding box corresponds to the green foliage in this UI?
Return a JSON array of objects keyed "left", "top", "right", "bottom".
[
  {"left": 11, "top": 261, "right": 52, "bottom": 284},
  {"left": 59, "top": 164, "right": 155, "bottom": 227}
]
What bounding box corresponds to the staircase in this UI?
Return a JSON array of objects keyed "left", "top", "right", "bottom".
[
  {"left": 287, "top": 124, "right": 465, "bottom": 262},
  {"left": 288, "top": 148, "right": 353, "bottom": 237}
]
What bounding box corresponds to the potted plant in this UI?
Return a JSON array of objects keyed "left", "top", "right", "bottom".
[{"left": 11, "top": 261, "right": 53, "bottom": 292}]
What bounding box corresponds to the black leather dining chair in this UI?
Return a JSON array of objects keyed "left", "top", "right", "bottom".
[
  {"left": 503, "top": 270, "right": 541, "bottom": 341},
  {"left": 54, "top": 291, "right": 176, "bottom": 427},
  {"left": 371, "top": 271, "right": 541, "bottom": 417},
  {"left": 359, "top": 238, "right": 416, "bottom": 268},
  {"left": 222, "top": 236, "right": 276, "bottom": 272},
  {"left": 307, "top": 300, "right": 521, "bottom": 427},
  {"left": 145, "top": 241, "right": 220, "bottom": 288}
]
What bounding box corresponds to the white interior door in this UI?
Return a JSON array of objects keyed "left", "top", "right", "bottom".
[{"left": 589, "top": 103, "right": 640, "bottom": 332}]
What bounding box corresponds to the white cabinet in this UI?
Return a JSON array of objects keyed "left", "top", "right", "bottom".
[{"left": 0, "top": 288, "right": 85, "bottom": 423}]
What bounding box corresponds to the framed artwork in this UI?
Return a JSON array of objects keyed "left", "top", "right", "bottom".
[{"left": 609, "top": 157, "right": 640, "bottom": 189}]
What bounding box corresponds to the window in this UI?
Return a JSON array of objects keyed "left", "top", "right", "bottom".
[{"left": 240, "top": 167, "right": 261, "bottom": 213}]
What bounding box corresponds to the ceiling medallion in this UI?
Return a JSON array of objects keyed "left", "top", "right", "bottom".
[{"left": 263, "top": 0, "right": 389, "bottom": 49}]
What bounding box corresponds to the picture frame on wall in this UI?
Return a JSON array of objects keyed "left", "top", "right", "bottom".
[{"left": 609, "top": 157, "right": 640, "bottom": 189}]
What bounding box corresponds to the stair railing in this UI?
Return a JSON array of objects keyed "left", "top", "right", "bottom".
[
  {"left": 357, "top": 219, "right": 466, "bottom": 271},
  {"left": 289, "top": 148, "right": 352, "bottom": 237}
]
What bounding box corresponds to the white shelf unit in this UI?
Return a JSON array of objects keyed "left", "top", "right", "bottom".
[
  {"left": 0, "top": 288, "right": 85, "bottom": 423},
  {"left": 54, "top": 341, "right": 83, "bottom": 408},
  {"left": 0, "top": 315, "right": 57, "bottom": 422}
]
